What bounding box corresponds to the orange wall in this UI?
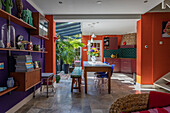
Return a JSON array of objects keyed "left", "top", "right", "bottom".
[
  {"left": 136, "top": 20, "right": 142, "bottom": 84},
  {"left": 45, "top": 15, "right": 56, "bottom": 82},
  {"left": 136, "top": 12, "right": 170, "bottom": 85},
  {"left": 82, "top": 35, "right": 123, "bottom": 68}
]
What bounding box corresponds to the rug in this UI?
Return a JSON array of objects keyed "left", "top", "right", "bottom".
[{"left": 58, "top": 71, "right": 70, "bottom": 80}]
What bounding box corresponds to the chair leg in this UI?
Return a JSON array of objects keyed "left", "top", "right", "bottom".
[
  {"left": 78, "top": 78, "right": 81, "bottom": 92},
  {"left": 71, "top": 78, "right": 75, "bottom": 92},
  {"left": 76, "top": 78, "right": 78, "bottom": 87}
]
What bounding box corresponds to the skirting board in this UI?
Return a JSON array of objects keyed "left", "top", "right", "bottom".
[
  {"left": 6, "top": 88, "right": 40, "bottom": 113},
  {"left": 136, "top": 83, "right": 155, "bottom": 88}
]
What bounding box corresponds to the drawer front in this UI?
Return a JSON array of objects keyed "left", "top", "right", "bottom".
[
  {"left": 121, "top": 66, "right": 132, "bottom": 73},
  {"left": 121, "top": 61, "right": 131, "bottom": 67}
]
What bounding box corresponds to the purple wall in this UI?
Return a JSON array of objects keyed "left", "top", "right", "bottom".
[{"left": 0, "top": 0, "right": 45, "bottom": 112}]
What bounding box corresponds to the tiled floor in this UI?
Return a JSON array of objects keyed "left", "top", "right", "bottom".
[{"left": 16, "top": 73, "right": 161, "bottom": 113}]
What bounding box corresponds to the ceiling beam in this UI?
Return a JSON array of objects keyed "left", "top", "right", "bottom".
[
  {"left": 60, "top": 31, "right": 82, "bottom": 36},
  {"left": 56, "top": 23, "right": 81, "bottom": 29},
  {"left": 54, "top": 14, "right": 141, "bottom": 20},
  {"left": 57, "top": 28, "right": 81, "bottom": 35},
  {"left": 61, "top": 36, "right": 82, "bottom": 39},
  {"left": 56, "top": 25, "right": 81, "bottom": 32}
]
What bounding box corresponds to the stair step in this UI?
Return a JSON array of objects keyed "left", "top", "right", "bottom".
[
  {"left": 163, "top": 75, "right": 170, "bottom": 82},
  {"left": 154, "top": 82, "right": 170, "bottom": 92}
]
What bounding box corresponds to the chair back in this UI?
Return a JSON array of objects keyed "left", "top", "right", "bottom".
[{"left": 111, "top": 64, "right": 115, "bottom": 76}]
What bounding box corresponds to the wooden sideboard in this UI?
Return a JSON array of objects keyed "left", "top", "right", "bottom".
[
  {"left": 104, "top": 58, "right": 136, "bottom": 73},
  {"left": 10, "top": 68, "right": 41, "bottom": 91}
]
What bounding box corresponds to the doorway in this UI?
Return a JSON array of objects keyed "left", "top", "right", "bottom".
[{"left": 88, "top": 40, "right": 102, "bottom": 61}]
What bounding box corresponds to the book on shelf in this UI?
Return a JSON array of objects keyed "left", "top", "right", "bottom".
[{"left": 15, "top": 55, "right": 34, "bottom": 72}]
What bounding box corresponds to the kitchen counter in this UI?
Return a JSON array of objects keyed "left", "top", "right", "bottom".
[
  {"left": 104, "top": 57, "right": 136, "bottom": 73},
  {"left": 104, "top": 57, "right": 136, "bottom": 59}
]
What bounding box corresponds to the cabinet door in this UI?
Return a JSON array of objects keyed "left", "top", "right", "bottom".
[
  {"left": 131, "top": 59, "right": 136, "bottom": 73},
  {"left": 121, "top": 59, "right": 132, "bottom": 73},
  {"left": 109, "top": 37, "right": 118, "bottom": 50},
  {"left": 112, "top": 59, "right": 120, "bottom": 72},
  {"left": 25, "top": 69, "right": 41, "bottom": 91},
  {"left": 25, "top": 71, "right": 35, "bottom": 91}
]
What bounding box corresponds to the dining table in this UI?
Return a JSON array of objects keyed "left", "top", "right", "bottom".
[{"left": 83, "top": 61, "right": 112, "bottom": 94}]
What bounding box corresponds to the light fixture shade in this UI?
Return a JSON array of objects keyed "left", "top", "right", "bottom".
[
  {"left": 87, "top": 42, "right": 91, "bottom": 46},
  {"left": 91, "top": 38, "right": 94, "bottom": 43},
  {"left": 91, "top": 33, "right": 96, "bottom": 38}
]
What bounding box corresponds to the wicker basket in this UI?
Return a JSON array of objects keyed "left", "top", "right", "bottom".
[{"left": 109, "top": 93, "right": 149, "bottom": 113}]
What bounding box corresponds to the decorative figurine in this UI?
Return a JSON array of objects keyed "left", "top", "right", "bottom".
[
  {"left": 22, "top": 9, "right": 29, "bottom": 23},
  {"left": 111, "top": 54, "right": 115, "bottom": 58},
  {"left": 22, "top": 9, "right": 33, "bottom": 25},
  {"left": 1, "top": 0, "right": 13, "bottom": 14},
  {"left": 33, "top": 45, "right": 41, "bottom": 51},
  {"left": 1, "top": 23, "right": 16, "bottom": 48},
  {"left": 27, "top": 9, "right": 33, "bottom": 26},
  {"left": 17, "top": 35, "right": 29, "bottom": 50},
  {"left": 0, "top": 0, "right": 2, "bottom": 9},
  {"left": 27, "top": 42, "right": 33, "bottom": 50},
  {"left": 16, "top": 0, "right": 23, "bottom": 19}
]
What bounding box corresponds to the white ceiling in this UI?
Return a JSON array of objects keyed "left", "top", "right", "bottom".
[
  {"left": 81, "top": 19, "right": 138, "bottom": 35},
  {"left": 32, "top": 0, "right": 162, "bottom": 14},
  {"left": 55, "top": 19, "right": 138, "bottom": 35},
  {"left": 31, "top": 0, "right": 163, "bottom": 35}
]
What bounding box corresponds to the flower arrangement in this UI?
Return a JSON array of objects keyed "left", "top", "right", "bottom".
[{"left": 88, "top": 48, "right": 99, "bottom": 56}]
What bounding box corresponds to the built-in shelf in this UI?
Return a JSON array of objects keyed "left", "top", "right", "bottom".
[
  {"left": 120, "top": 45, "right": 136, "bottom": 48},
  {"left": 32, "top": 35, "right": 49, "bottom": 40},
  {"left": 0, "top": 9, "right": 36, "bottom": 30},
  {"left": 0, "top": 86, "right": 18, "bottom": 96},
  {"left": 0, "top": 48, "right": 48, "bottom": 53}
]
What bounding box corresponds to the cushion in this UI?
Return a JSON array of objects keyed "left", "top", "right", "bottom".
[
  {"left": 149, "top": 91, "right": 170, "bottom": 109},
  {"left": 71, "top": 75, "right": 81, "bottom": 78},
  {"left": 132, "top": 106, "right": 170, "bottom": 113}
]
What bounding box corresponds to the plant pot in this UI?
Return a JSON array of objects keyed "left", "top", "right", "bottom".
[
  {"left": 71, "top": 63, "right": 75, "bottom": 67},
  {"left": 63, "top": 64, "right": 69, "bottom": 74},
  {"left": 56, "top": 74, "right": 60, "bottom": 83}
]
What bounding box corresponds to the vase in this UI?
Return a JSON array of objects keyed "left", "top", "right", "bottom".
[
  {"left": 7, "top": 77, "right": 14, "bottom": 88},
  {"left": 16, "top": 0, "right": 23, "bottom": 19},
  {"left": 27, "top": 42, "right": 33, "bottom": 50},
  {"left": 91, "top": 56, "right": 96, "bottom": 63},
  {"left": 0, "top": 40, "right": 5, "bottom": 48}
]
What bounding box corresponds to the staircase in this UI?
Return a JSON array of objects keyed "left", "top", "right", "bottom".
[{"left": 154, "top": 72, "right": 170, "bottom": 92}]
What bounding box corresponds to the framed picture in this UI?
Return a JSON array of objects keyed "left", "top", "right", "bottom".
[
  {"left": 37, "top": 61, "right": 41, "bottom": 68},
  {"left": 162, "top": 21, "right": 170, "bottom": 38},
  {"left": 0, "top": 63, "right": 4, "bottom": 70},
  {"left": 34, "top": 61, "right": 39, "bottom": 69}
]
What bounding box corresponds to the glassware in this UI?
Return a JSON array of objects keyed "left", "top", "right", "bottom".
[
  {"left": 0, "top": 40, "right": 5, "bottom": 48},
  {"left": 1, "top": 24, "right": 16, "bottom": 48}
]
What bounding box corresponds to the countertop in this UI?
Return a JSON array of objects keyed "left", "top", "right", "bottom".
[{"left": 104, "top": 57, "right": 136, "bottom": 59}]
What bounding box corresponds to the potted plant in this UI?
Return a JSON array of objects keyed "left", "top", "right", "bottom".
[{"left": 56, "top": 37, "right": 84, "bottom": 74}]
